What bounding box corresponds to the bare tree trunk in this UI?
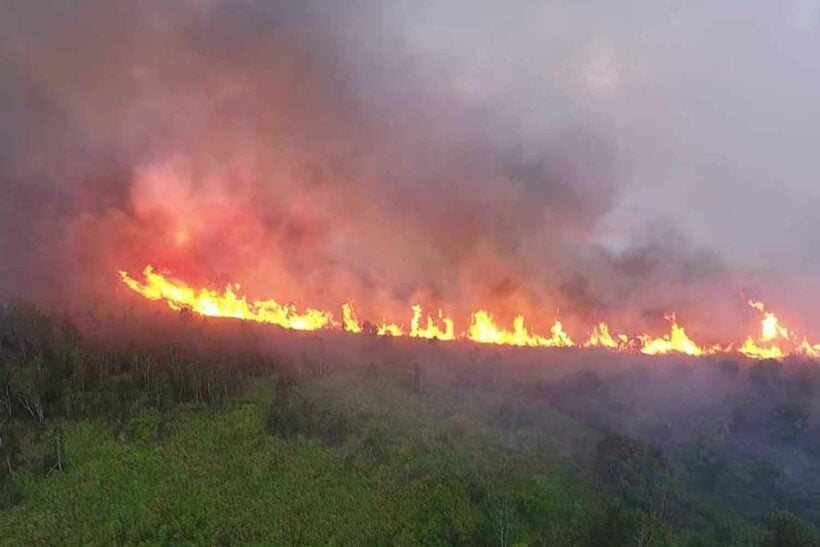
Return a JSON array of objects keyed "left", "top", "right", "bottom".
[
  {"left": 34, "top": 400, "right": 44, "bottom": 423},
  {"left": 18, "top": 397, "right": 32, "bottom": 419},
  {"left": 48, "top": 430, "right": 64, "bottom": 475},
  {"left": 55, "top": 432, "right": 63, "bottom": 472},
  {"left": 3, "top": 386, "right": 11, "bottom": 417},
  {"left": 144, "top": 361, "right": 151, "bottom": 392},
  {"left": 494, "top": 500, "right": 513, "bottom": 547}
]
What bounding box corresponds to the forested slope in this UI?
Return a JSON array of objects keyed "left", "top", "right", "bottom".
[{"left": 1, "top": 302, "right": 819, "bottom": 545}]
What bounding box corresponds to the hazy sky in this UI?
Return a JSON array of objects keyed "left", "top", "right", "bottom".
[{"left": 385, "top": 1, "right": 820, "bottom": 272}]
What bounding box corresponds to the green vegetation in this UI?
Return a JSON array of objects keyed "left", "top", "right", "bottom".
[{"left": 1, "top": 301, "right": 819, "bottom": 545}]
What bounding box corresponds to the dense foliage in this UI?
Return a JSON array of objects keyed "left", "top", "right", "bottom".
[{"left": 1, "top": 301, "right": 819, "bottom": 545}]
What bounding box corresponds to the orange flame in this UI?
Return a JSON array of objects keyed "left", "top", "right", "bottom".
[
  {"left": 377, "top": 322, "right": 404, "bottom": 336},
  {"left": 119, "top": 266, "right": 333, "bottom": 330},
  {"left": 638, "top": 315, "right": 705, "bottom": 356},
  {"left": 584, "top": 322, "right": 630, "bottom": 350},
  {"left": 409, "top": 305, "right": 455, "bottom": 341},
  {"left": 738, "top": 300, "right": 793, "bottom": 359},
  {"left": 119, "top": 265, "right": 820, "bottom": 360},
  {"left": 342, "top": 303, "right": 362, "bottom": 333},
  {"left": 468, "top": 312, "right": 545, "bottom": 347}
]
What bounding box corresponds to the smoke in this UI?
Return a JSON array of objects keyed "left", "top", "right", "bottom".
[{"left": 1, "top": 1, "right": 817, "bottom": 337}]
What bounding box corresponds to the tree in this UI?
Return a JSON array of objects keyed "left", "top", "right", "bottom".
[
  {"left": 9, "top": 354, "right": 47, "bottom": 422},
  {"left": 596, "top": 434, "right": 681, "bottom": 523},
  {"left": 763, "top": 511, "right": 820, "bottom": 546}
]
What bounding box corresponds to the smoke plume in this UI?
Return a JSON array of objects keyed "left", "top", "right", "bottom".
[{"left": 1, "top": 1, "right": 818, "bottom": 340}]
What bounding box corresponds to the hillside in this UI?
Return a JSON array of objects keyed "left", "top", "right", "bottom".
[{"left": 1, "top": 302, "right": 819, "bottom": 545}]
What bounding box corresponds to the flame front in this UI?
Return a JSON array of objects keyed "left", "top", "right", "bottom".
[
  {"left": 119, "top": 265, "right": 820, "bottom": 359},
  {"left": 377, "top": 322, "right": 404, "bottom": 336},
  {"left": 585, "top": 322, "right": 629, "bottom": 350},
  {"left": 639, "top": 316, "right": 705, "bottom": 357},
  {"left": 119, "top": 266, "right": 333, "bottom": 331},
  {"left": 410, "top": 305, "right": 455, "bottom": 341}
]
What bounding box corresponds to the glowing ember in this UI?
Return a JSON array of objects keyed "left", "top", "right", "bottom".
[{"left": 119, "top": 265, "right": 820, "bottom": 359}]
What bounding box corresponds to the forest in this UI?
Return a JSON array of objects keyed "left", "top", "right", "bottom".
[{"left": 2, "top": 299, "right": 820, "bottom": 545}]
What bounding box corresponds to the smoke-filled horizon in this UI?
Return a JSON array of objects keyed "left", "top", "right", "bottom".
[{"left": 1, "top": 1, "right": 819, "bottom": 340}]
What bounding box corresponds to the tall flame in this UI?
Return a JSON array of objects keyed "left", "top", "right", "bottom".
[
  {"left": 342, "top": 303, "right": 362, "bottom": 333},
  {"left": 738, "top": 300, "right": 793, "bottom": 359},
  {"left": 119, "top": 265, "right": 820, "bottom": 359}
]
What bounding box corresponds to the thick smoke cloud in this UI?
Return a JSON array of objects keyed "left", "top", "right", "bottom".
[{"left": 1, "top": 1, "right": 818, "bottom": 339}]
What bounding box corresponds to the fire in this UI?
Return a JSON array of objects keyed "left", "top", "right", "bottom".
[
  {"left": 468, "top": 312, "right": 549, "bottom": 347},
  {"left": 119, "top": 266, "right": 333, "bottom": 331},
  {"left": 585, "top": 322, "right": 628, "bottom": 350},
  {"left": 738, "top": 300, "right": 792, "bottom": 359},
  {"left": 549, "top": 320, "right": 575, "bottom": 347},
  {"left": 409, "top": 305, "right": 455, "bottom": 341},
  {"left": 748, "top": 300, "right": 790, "bottom": 341},
  {"left": 739, "top": 337, "right": 783, "bottom": 360},
  {"left": 464, "top": 312, "right": 575, "bottom": 348},
  {"left": 377, "top": 322, "right": 404, "bottom": 336},
  {"left": 342, "top": 303, "right": 362, "bottom": 333},
  {"left": 797, "top": 339, "right": 820, "bottom": 358},
  {"left": 638, "top": 316, "right": 705, "bottom": 356},
  {"left": 119, "top": 265, "right": 820, "bottom": 360}
]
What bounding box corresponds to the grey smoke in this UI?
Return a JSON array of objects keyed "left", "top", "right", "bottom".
[{"left": 1, "top": 0, "right": 818, "bottom": 337}]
